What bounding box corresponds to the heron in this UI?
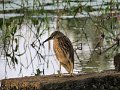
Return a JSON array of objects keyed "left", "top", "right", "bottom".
[{"left": 43, "top": 31, "right": 74, "bottom": 75}]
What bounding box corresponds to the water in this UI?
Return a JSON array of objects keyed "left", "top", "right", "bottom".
[
  {"left": 0, "top": 18, "right": 115, "bottom": 80},
  {"left": 0, "top": 0, "right": 118, "bottom": 80}
]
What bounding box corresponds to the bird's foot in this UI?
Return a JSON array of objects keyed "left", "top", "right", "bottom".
[{"left": 57, "top": 70, "right": 63, "bottom": 77}]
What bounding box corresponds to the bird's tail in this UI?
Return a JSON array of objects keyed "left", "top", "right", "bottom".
[{"left": 61, "top": 62, "right": 73, "bottom": 74}]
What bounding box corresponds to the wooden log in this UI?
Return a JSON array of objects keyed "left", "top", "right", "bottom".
[{"left": 1, "top": 70, "right": 120, "bottom": 90}]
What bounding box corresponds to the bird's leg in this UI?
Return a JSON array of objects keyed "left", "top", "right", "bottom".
[
  {"left": 57, "top": 63, "right": 62, "bottom": 77},
  {"left": 60, "top": 63, "right": 61, "bottom": 73},
  {"left": 70, "top": 63, "right": 74, "bottom": 76},
  {"left": 70, "top": 72, "right": 74, "bottom": 76},
  {"left": 59, "top": 63, "right": 62, "bottom": 76}
]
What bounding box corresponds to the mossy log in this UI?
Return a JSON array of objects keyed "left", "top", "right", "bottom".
[{"left": 1, "top": 70, "right": 120, "bottom": 90}]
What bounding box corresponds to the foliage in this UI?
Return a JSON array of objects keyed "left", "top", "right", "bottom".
[{"left": 0, "top": 0, "right": 120, "bottom": 77}]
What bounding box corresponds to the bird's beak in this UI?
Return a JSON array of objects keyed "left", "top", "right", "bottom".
[{"left": 43, "top": 36, "right": 53, "bottom": 44}]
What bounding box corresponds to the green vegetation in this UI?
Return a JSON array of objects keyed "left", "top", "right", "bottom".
[{"left": 0, "top": 0, "right": 120, "bottom": 76}]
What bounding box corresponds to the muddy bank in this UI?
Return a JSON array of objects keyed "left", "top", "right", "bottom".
[{"left": 1, "top": 70, "right": 120, "bottom": 90}]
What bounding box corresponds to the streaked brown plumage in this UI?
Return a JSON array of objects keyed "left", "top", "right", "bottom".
[{"left": 43, "top": 31, "right": 74, "bottom": 75}]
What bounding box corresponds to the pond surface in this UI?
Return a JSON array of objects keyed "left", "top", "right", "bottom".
[
  {"left": 0, "top": 18, "right": 115, "bottom": 80},
  {"left": 0, "top": 0, "right": 119, "bottom": 80}
]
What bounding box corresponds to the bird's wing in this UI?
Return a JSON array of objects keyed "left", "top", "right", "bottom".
[{"left": 58, "top": 36, "right": 74, "bottom": 64}]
